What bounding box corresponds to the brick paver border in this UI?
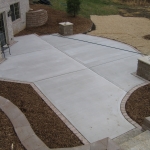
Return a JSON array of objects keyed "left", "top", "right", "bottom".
[
  {"left": 120, "top": 81, "right": 150, "bottom": 129},
  {"left": 0, "top": 78, "right": 90, "bottom": 145}
]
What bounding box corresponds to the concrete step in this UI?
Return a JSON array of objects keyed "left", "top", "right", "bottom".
[
  {"left": 130, "top": 139, "right": 150, "bottom": 150},
  {"left": 113, "top": 128, "right": 143, "bottom": 145},
  {"left": 120, "top": 130, "right": 150, "bottom": 150}
]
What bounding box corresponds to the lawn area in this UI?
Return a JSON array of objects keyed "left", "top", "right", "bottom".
[
  {"left": 49, "top": 0, "right": 125, "bottom": 18},
  {"left": 33, "top": 0, "right": 150, "bottom": 19},
  {"left": 33, "top": 0, "right": 131, "bottom": 18}
]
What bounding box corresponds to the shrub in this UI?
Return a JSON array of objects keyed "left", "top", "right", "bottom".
[{"left": 66, "top": 0, "right": 81, "bottom": 17}]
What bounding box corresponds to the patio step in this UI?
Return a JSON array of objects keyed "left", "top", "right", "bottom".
[
  {"left": 113, "top": 128, "right": 143, "bottom": 145},
  {"left": 120, "top": 130, "right": 150, "bottom": 150}
]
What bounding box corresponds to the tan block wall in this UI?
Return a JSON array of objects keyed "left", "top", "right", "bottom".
[
  {"left": 26, "top": 9, "right": 48, "bottom": 27},
  {"left": 59, "top": 25, "right": 73, "bottom": 36},
  {"left": 137, "top": 60, "right": 150, "bottom": 81}
]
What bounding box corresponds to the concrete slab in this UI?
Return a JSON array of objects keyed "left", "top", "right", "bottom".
[
  {"left": 91, "top": 55, "right": 145, "bottom": 92},
  {"left": 41, "top": 34, "right": 88, "bottom": 51},
  {"left": 0, "top": 49, "right": 86, "bottom": 82},
  {"left": 35, "top": 69, "right": 134, "bottom": 143},
  {"left": 0, "top": 34, "right": 144, "bottom": 143},
  {"left": 62, "top": 44, "right": 137, "bottom": 68},
  {"left": 7, "top": 34, "right": 55, "bottom": 57},
  {"left": 41, "top": 34, "right": 139, "bottom": 68}
]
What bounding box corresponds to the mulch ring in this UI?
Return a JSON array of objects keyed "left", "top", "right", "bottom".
[
  {"left": 143, "top": 34, "right": 150, "bottom": 40},
  {"left": 15, "top": 4, "right": 92, "bottom": 36},
  {"left": 0, "top": 81, "right": 83, "bottom": 150},
  {"left": 126, "top": 83, "right": 150, "bottom": 126}
]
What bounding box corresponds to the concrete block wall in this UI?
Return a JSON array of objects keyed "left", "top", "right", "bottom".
[
  {"left": 137, "top": 60, "right": 150, "bottom": 81},
  {"left": 59, "top": 22, "right": 73, "bottom": 36},
  {"left": 26, "top": 9, "right": 48, "bottom": 27},
  {"left": 142, "top": 116, "right": 150, "bottom": 131}
]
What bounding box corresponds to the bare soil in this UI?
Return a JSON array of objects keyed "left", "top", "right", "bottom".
[
  {"left": 16, "top": 4, "right": 92, "bottom": 37},
  {"left": 0, "top": 81, "right": 83, "bottom": 150},
  {"left": 0, "top": 110, "right": 26, "bottom": 150},
  {"left": 126, "top": 83, "right": 150, "bottom": 126}
]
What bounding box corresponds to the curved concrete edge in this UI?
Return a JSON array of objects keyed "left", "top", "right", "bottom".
[
  {"left": 0, "top": 96, "right": 50, "bottom": 150},
  {"left": 0, "top": 78, "right": 90, "bottom": 145},
  {"left": 87, "top": 32, "right": 143, "bottom": 55},
  {"left": 121, "top": 81, "right": 150, "bottom": 129},
  {"left": 0, "top": 90, "right": 121, "bottom": 150}
]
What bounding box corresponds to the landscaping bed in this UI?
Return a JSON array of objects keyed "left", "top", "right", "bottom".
[
  {"left": 126, "top": 83, "right": 150, "bottom": 126},
  {"left": 16, "top": 4, "right": 92, "bottom": 36},
  {"left": 0, "top": 110, "right": 26, "bottom": 150},
  {"left": 0, "top": 81, "right": 83, "bottom": 150}
]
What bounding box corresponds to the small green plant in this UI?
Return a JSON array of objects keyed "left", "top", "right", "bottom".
[{"left": 66, "top": 0, "right": 81, "bottom": 17}]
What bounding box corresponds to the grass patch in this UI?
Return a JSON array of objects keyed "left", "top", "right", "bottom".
[
  {"left": 34, "top": 0, "right": 150, "bottom": 18},
  {"left": 39, "top": 0, "right": 129, "bottom": 18}
]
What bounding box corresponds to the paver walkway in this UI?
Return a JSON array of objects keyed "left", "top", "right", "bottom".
[{"left": 0, "top": 34, "right": 145, "bottom": 143}]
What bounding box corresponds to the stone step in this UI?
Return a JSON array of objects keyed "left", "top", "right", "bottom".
[
  {"left": 130, "top": 139, "right": 150, "bottom": 150},
  {"left": 113, "top": 128, "right": 143, "bottom": 145},
  {"left": 120, "top": 130, "right": 150, "bottom": 150}
]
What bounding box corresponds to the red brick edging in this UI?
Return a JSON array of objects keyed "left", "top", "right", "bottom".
[{"left": 120, "top": 81, "right": 150, "bottom": 129}]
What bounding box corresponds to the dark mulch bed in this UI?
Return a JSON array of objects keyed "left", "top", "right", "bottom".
[
  {"left": 0, "top": 110, "right": 26, "bottom": 150},
  {"left": 119, "top": 7, "right": 150, "bottom": 18},
  {"left": 15, "top": 4, "right": 92, "bottom": 37},
  {"left": 143, "top": 34, "right": 150, "bottom": 40},
  {"left": 126, "top": 83, "right": 150, "bottom": 126},
  {"left": 0, "top": 81, "right": 83, "bottom": 150}
]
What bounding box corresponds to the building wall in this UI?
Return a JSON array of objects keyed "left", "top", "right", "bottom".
[
  {"left": 9, "top": 0, "right": 29, "bottom": 35},
  {"left": 0, "top": 0, "right": 29, "bottom": 44}
]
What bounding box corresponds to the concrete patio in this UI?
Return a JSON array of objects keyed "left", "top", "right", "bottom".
[{"left": 0, "top": 34, "right": 146, "bottom": 143}]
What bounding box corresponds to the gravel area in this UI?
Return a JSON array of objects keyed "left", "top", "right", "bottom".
[
  {"left": 89, "top": 15, "right": 150, "bottom": 55},
  {"left": 0, "top": 81, "right": 83, "bottom": 150}
]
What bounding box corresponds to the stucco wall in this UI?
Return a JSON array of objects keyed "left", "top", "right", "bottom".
[
  {"left": 0, "top": 0, "right": 14, "bottom": 44},
  {"left": 8, "top": 0, "right": 29, "bottom": 35},
  {"left": 0, "top": 0, "right": 29, "bottom": 44}
]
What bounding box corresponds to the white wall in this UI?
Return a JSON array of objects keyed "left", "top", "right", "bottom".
[{"left": 0, "top": 0, "right": 29, "bottom": 44}]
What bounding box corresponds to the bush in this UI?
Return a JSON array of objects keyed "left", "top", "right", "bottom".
[{"left": 66, "top": 0, "right": 81, "bottom": 17}]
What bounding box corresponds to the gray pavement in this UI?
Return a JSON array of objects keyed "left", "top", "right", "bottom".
[{"left": 0, "top": 34, "right": 145, "bottom": 143}]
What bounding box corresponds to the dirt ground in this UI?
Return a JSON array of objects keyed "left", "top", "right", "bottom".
[
  {"left": 0, "top": 110, "right": 26, "bottom": 150},
  {"left": 16, "top": 4, "right": 92, "bottom": 36},
  {"left": 89, "top": 15, "right": 150, "bottom": 55},
  {"left": 126, "top": 83, "right": 150, "bottom": 126},
  {"left": 0, "top": 81, "right": 83, "bottom": 150}
]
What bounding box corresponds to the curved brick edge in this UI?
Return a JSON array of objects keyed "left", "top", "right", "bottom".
[
  {"left": 0, "top": 95, "right": 120, "bottom": 150},
  {"left": 0, "top": 96, "right": 50, "bottom": 150},
  {"left": 0, "top": 78, "right": 90, "bottom": 145},
  {"left": 121, "top": 81, "right": 150, "bottom": 129}
]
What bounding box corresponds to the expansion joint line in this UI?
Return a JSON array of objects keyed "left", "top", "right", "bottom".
[{"left": 52, "top": 34, "right": 147, "bottom": 56}]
